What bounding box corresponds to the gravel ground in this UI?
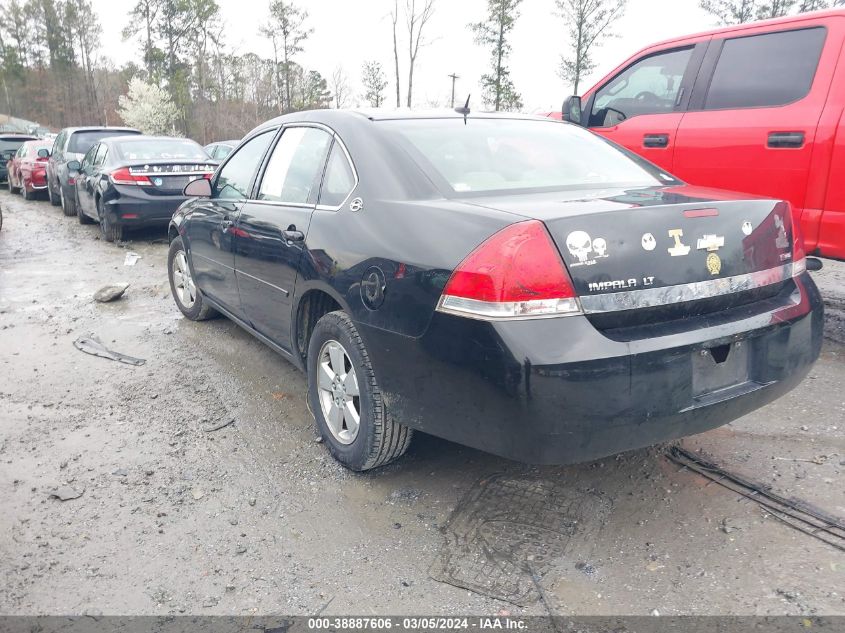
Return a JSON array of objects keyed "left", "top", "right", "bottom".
[{"left": 0, "top": 190, "right": 843, "bottom": 616}]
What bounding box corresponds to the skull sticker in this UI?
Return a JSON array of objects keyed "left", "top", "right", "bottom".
[
  {"left": 592, "top": 237, "right": 608, "bottom": 258},
  {"left": 566, "top": 231, "right": 593, "bottom": 264},
  {"left": 641, "top": 233, "right": 657, "bottom": 251}
]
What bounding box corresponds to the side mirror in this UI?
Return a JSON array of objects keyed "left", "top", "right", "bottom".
[
  {"left": 184, "top": 176, "right": 212, "bottom": 197},
  {"left": 37, "top": 148, "right": 50, "bottom": 158},
  {"left": 562, "top": 95, "right": 583, "bottom": 125},
  {"left": 66, "top": 160, "right": 81, "bottom": 172}
]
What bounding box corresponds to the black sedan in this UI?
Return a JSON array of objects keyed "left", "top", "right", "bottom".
[
  {"left": 70, "top": 136, "right": 215, "bottom": 241},
  {"left": 167, "top": 110, "right": 823, "bottom": 471}
]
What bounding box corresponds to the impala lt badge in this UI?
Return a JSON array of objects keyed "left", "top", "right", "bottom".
[
  {"left": 668, "top": 229, "right": 690, "bottom": 256},
  {"left": 697, "top": 234, "right": 725, "bottom": 252}
]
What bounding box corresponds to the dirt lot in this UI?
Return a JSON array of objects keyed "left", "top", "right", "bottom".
[{"left": 0, "top": 190, "right": 843, "bottom": 616}]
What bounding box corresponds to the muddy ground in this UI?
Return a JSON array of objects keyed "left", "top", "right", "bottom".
[{"left": 0, "top": 190, "right": 843, "bottom": 616}]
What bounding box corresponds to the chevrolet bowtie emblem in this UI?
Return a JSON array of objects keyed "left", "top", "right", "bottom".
[{"left": 697, "top": 234, "right": 725, "bottom": 252}]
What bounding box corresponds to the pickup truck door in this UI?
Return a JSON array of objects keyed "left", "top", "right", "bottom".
[
  {"left": 674, "top": 25, "right": 832, "bottom": 244},
  {"left": 584, "top": 43, "right": 707, "bottom": 173}
]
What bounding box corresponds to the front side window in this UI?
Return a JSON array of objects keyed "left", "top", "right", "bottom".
[
  {"left": 215, "top": 130, "right": 275, "bottom": 200},
  {"left": 216, "top": 145, "right": 233, "bottom": 160},
  {"left": 81, "top": 145, "right": 97, "bottom": 170},
  {"left": 94, "top": 144, "right": 108, "bottom": 166},
  {"left": 590, "top": 47, "right": 694, "bottom": 127},
  {"left": 319, "top": 142, "right": 356, "bottom": 207},
  {"left": 53, "top": 132, "right": 65, "bottom": 156},
  {"left": 384, "top": 118, "right": 668, "bottom": 194},
  {"left": 258, "top": 127, "right": 332, "bottom": 204},
  {"left": 704, "top": 28, "right": 825, "bottom": 110}
]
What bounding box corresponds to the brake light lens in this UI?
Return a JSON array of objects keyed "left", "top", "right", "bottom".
[
  {"left": 436, "top": 220, "right": 582, "bottom": 320},
  {"left": 110, "top": 167, "right": 152, "bottom": 186},
  {"left": 790, "top": 205, "right": 807, "bottom": 276}
]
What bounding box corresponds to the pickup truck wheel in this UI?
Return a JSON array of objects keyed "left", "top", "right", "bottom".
[
  {"left": 60, "top": 186, "right": 76, "bottom": 217},
  {"left": 167, "top": 236, "right": 216, "bottom": 321},
  {"left": 22, "top": 183, "right": 34, "bottom": 201},
  {"left": 8, "top": 177, "right": 18, "bottom": 194},
  {"left": 308, "top": 311, "right": 412, "bottom": 471}
]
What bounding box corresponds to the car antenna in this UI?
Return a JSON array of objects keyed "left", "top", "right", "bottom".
[{"left": 454, "top": 94, "right": 471, "bottom": 124}]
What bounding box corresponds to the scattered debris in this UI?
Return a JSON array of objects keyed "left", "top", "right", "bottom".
[
  {"left": 202, "top": 418, "right": 234, "bottom": 433},
  {"left": 93, "top": 283, "right": 129, "bottom": 303},
  {"left": 123, "top": 252, "right": 141, "bottom": 266},
  {"left": 73, "top": 335, "right": 146, "bottom": 366},
  {"left": 49, "top": 486, "right": 85, "bottom": 501},
  {"left": 721, "top": 518, "right": 749, "bottom": 534},
  {"left": 191, "top": 489, "right": 205, "bottom": 501},
  {"left": 774, "top": 455, "right": 829, "bottom": 465},
  {"left": 271, "top": 392, "right": 288, "bottom": 400}
]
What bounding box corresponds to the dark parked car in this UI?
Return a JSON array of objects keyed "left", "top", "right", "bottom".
[
  {"left": 47, "top": 126, "right": 140, "bottom": 217},
  {"left": 0, "top": 134, "right": 39, "bottom": 184},
  {"left": 203, "top": 140, "right": 239, "bottom": 162},
  {"left": 167, "top": 110, "right": 823, "bottom": 471},
  {"left": 71, "top": 135, "right": 216, "bottom": 241},
  {"left": 7, "top": 140, "right": 52, "bottom": 199}
]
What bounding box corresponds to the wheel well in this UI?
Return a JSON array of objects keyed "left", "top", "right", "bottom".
[
  {"left": 168, "top": 225, "right": 179, "bottom": 243},
  {"left": 295, "top": 290, "right": 342, "bottom": 365}
]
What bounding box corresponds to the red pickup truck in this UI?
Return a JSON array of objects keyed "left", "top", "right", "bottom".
[{"left": 555, "top": 9, "right": 845, "bottom": 260}]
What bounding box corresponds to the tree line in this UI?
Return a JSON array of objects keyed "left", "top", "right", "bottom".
[{"left": 0, "top": 0, "right": 842, "bottom": 143}]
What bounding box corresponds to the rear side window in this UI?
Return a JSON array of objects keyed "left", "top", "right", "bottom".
[
  {"left": 318, "top": 142, "right": 355, "bottom": 208},
  {"left": 215, "top": 130, "right": 275, "bottom": 200},
  {"left": 216, "top": 145, "right": 233, "bottom": 159},
  {"left": 258, "top": 127, "right": 332, "bottom": 204},
  {"left": 704, "top": 28, "right": 826, "bottom": 110}
]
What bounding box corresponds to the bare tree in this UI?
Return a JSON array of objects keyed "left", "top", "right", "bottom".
[
  {"left": 405, "top": 0, "right": 435, "bottom": 108},
  {"left": 390, "top": 0, "right": 401, "bottom": 107},
  {"left": 699, "top": 0, "right": 758, "bottom": 23},
  {"left": 471, "top": 0, "right": 523, "bottom": 111},
  {"left": 262, "top": 0, "right": 312, "bottom": 112},
  {"left": 556, "top": 0, "right": 626, "bottom": 95},
  {"left": 757, "top": 0, "right": 796, "bottom": 17},
  {"left": 331, "top": 65, "right": 351, "bottom": 108},
  {"left": 361, "top": 60, "right": 388, "bottom": 107}
]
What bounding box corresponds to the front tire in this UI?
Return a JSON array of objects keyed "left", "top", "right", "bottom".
[
  {"left": 307, "top": 311, "right": 412, "bottom": 471},
  {"left": 60, "top": 185, "right": 76, "bottom": 217},
  {"left": 22, "top": 182, "right": 34, "bottom": 201},
  {"left": 48, "top": 179, "right": 60, "bottom": 206},
  {"left": 167, "top": 236, "right": 217, "bottom": 321}
]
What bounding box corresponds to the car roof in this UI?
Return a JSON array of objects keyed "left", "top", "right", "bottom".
[
  {"left": 640, "top": 7, "right": 844, "bottom": 51},
  {"left": 102, "top": 135, "right": 199, "bottom": 144},
  {"left": 0, "top": 134, "right": 39, "bottom": 140},
  {"left": 62, "top": 126, "right": 140, "bottom": 134}
]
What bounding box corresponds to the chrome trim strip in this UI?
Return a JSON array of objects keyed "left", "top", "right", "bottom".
[
  {"left": 235, "top": 269, "right": 290, "bottom": 296},
  {"left": 191, "top": 252, "right": 234, "bottom": 272},
  {"left": 579, "top": 262, "right": 796, "bottom": 314}
]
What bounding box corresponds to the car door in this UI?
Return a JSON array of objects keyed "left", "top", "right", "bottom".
[
  {"left": 585, "top": 43, "right": 705, "bottom": 172},
  {"left": 674, "top": 26, "right": 830, "bottom": 222},
  {"left": 48, "top": 131, "right": 65, "bottom": 194},
  {"left": 185, "top": 128, "right": 276, "bottom": 314},
  {"left": 76, "top": 145, "right": 98, "bottom": 216},
  {"left": 234, "top": 125, "right": 333, "bottom": 351}
]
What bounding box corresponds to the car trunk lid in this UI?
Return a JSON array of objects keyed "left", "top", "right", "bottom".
[{"left": 117, "top": 161, "right": 216, "bottom": 196}]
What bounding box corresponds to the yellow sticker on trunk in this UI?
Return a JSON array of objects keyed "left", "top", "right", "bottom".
[{"left": 706, "top": 253, "right": 722, "bottom": 275}]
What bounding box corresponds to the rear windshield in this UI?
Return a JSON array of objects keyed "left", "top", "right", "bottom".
[
  {"left": 381, "top": 118, "right": 669, "bottom": 194},
  {"left": 68, "top": 130, "right": 138, "bottom": 154},
  {"left": 0, "top": 138, "right": 35, "bottom": 152},
  {"left": 115, "top": 139, "right": 208, "bottom": 161}
]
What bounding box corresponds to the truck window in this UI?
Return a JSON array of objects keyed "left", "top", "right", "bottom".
[
  {"left": 704, "top": 27, "right": 826, "bottom": 110},
  {"left": 590, "top": 47, "right": 694, "bottom": 127}
]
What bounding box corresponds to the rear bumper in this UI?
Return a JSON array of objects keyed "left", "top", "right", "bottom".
[
  {"left": 359, "top": 273, "right": 823, "bottom": 464},
  {"left": 104, "top": 188, "right": 188, "bottom": 227}
]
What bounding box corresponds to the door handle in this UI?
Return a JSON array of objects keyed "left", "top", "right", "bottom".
[
  {"left": 282, "top": 229, "right": 305, "bottom": 242},
  {"left": 768, "top": 132, "right": 804, "bottom": 148},
  {"left": 643, "top": 134, "right": 669, "bottom": 148}
]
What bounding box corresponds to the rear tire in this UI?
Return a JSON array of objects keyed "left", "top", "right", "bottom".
[
  {"left": 8, "top": 176, "right": 18, "bottom": 194},
  {"left": 98, "top": 199, "right": 123, "bottom": 242},
  {"left": 167, "top": 236, "right": 217, "bottom": 321},
  {"left": 307, "top": 310, "right": 412, "bottom": 471},
  {"left": 22, "top": 183, "right": 34, "bottom": 201},
  {"left": 60, "top": 185, "right": 76, "bottom": 217}
]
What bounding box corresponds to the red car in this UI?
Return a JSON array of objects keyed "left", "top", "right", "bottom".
[
  {"left": 7, "top": 139, "right": 52, "bottom": 200},
  {"left": 555, "top": 9, "right": 845, "bottom": 260}
]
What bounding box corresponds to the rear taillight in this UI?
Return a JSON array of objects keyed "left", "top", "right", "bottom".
[
  {"left": 110, "top": 167, "right": 152, "bottom": 186},
  {"left": 791, "top": 208, "right": 807, "bottom": 276},
  {"left": 436, "top": 220, "right": 582, "bottom": 320}
]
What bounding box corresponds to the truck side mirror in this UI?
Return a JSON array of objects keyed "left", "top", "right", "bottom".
[
  {"left": 562, "top": 95, "right": 583, "bottom": 126},
  {"left": 66, "top": 160, "right": 81, "bottom": 172}
]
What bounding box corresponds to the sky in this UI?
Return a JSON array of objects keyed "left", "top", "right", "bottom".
[{"left": 93, "top": 0, "right": 716, "bottom": 112}]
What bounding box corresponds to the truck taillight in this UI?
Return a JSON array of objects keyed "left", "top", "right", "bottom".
[
  {"left": 436, "top": 219, "right": 582, "bottom": 320},
  {"left": 110, "top": 167, "right": 152, "bottom": 186}
]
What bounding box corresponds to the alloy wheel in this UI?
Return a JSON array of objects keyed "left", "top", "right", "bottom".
[
  {"left": 171, "top": 250, "right": 197, "bottom": 309},
  {"left": 317, "top": 340, "right": 361, "bottom": 444}
]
